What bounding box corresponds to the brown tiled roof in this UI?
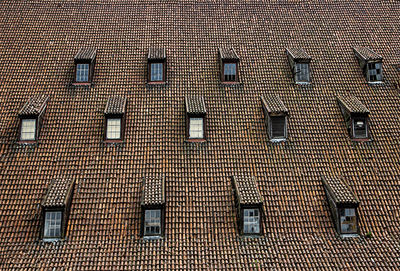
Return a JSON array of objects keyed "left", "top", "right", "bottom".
[
  {"left": 104, "top": 96, "right": 127, "bottom": 115},
  {"left": 219, "top": 47, "right": 239, "bottom": 60},
  {"left": 41, "top": 179, "right": 74, "bottom": 208},
  {"left": 232, "top": 175, "right": 262, "bottom": 205},
  {"left": 286, "top": 48, "right": 312, "bottom": 62},
  {"left": 337, "top": 94, "right": 370, "bottom": 114},
  {"left": 148, "top": 48, "right": 166, "bottom": 60},
  {"left": 74, "top": 48, "right": 97, "bottom": 61},
  {"left": 322, "top": 176, "right": 359, "bottom": 206},
  {"left": 185, "top": 95, "right": 206, "bottom": 115},
  {"left": 141, "top": 176, "right": 165, "bottom": 206},
  {"left": 353, "top": 46, "right": 383, "bottom": 61},
  {"left": 18, "top": 95, "right": 49, "bottom": 116},
  {"left": 261, "top": 94, "right": 288, "bottom": 114}
]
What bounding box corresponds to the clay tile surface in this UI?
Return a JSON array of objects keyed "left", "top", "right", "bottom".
[
  {"left": 74, "top": 47, "right": 97, "bottom": 61},
  {"left": 337, "top": 94, "right": 370, "bottom": 114},
  {"left": 104, "top": 96, "right": 127, "bottom": 115},
  {"left": 141, "top": 177, "right": 165, "bottom": 206},
  {"left": 219, "top": 47, "right": 239, "bottom": 60},
  {"left": 185, "top": 95, "right": 206, "bottom": 115},
  {"left": 261, "top": 94, "right": 288, "bottom": 114},
  {"left": 322, "top": 176, "right": 359, "bottom": 205},
  {"left": 232, "top": 175, "right": 262, "bottom": 205},
  {"left": 353, "top": 46, "right": 383, "bottom": 61},
  {"left": 148, "top": 48, "right": 166, "bottom": 60},
  {"left": 42, "top": 179, "right": 74, "bottom": 208},
  {"left": 286, "top": 48, "right": 312, "bottom": 61},
  {"left": 18, "top": 94, "right": 49, "bottom": 116}
]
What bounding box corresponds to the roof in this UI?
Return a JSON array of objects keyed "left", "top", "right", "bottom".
[
  {"left": 219, "top": 47, "right": 239, "bottom": 60},
  {"left": 337, "top": 94, "right": 370, "bottom": 114},
  {"left": 148, "top": 48, "right": 166, "bottom": 60},
  {"left": 18, "top": 94, "right": 49, "bottom": 116},
  {"left": 185, "top": 95, "right": 206, "bottom": 115},
  {"left": 41, "top": 179, "right": 75, "bottom": 208},
  {"left": 261, "top": 94, "right": 288, "bottom": 114},
  {"left": 104, "top": 96, "right": 127, "bottom": 115},
  {"left": 353, "top": 46, "right": 383, "bottom": 61},
  {"left": 74, "top": 47, "right": 97, "bottom": 61},
  {"left": 232, "top": 175, "right": 263, "bottom": 205},
  {"left": 141, "top": 176, "right": 165, "bottom": 206},
  {"left": 322, "top": 176, "right": 359, "bottom": 206},
  {"left": 286, "top": 48, "right": 312, "bottom": 62}
]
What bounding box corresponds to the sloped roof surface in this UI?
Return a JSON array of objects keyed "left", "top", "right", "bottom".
[
  {"left": 42, "top": 178, "right": 75, "bottom": 208},
  {"left": 18, "top": 94, "right": 48, "bottom": 116},
  {"left": 261, "top": 93, "right": 288, "bottom": 114},
  {"left": 148, "top": 48, "right": 166, "bottom": 60},
  {"left": 104, "top": 96, "right": 127, "bottom": 115},
  {"left": 219, "top": 47, "right": 239, "bottom": 60},
  {"left": 286, "top": 47, "right": 312, "bottom": 61},
  {"left": 353, "top": 46, "right": 383, "bottom": 61},
  {"left": 232, "top": 175, "right": 262, "bottom": 205},
  {"left": 322, "top": 176, "right": 359, "bottom": 205},
  {"left": 141, "top": 176, "right": 165, "bottom": 206},
  {"left": 337, "top": 94, "right": 370, "bottom": 114},
  {"left": 185, "top": 95, "right": 206, "bottom": 115},
  {"left": 0, "top": 0, "right": 400, "bottom": 270},
  {"left": 74, "top": 47, "right": 97, "bottom": 61}
]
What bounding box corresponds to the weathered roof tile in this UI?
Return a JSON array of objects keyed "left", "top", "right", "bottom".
[
  {"left": 104, "top": 96, "right": 127, "bottom": 115},
  {"left": 286, "top": 48, "right": 312, "bottom": 62},
  {"left": 261, "top": 94, "right": 288, "bottom": 114},
  {"left": 219, "top": 47, "right": 239, "bottom": 60},
  {"left": 148, "top": 48, "right": 166, "bottom": 60},
  {"left": 322, "top": 176, "right": 359, "bottom": 206},
  {"left": 353, "top": 47, "right": 382, "bottom": 61},
  {"left": 232, "top": 175, "right": 262, "bottom": 205},
  {"left": 42, "top": 179, "right": 75, "bottom": 208},
  {"left": 337, "top": 94, "right": 370, "bottom": 114},
  {"left": 185, "top": 95, "right": 206, "bottom": 115},
  {"left": 141, "top": 177, "right": 165, "bottom": 206},
  {"left": 74, "top": 48, "right": 97, "bottom": 61},
  {"left": 18, "top": 95, "right": 49, "bottom": 116}
]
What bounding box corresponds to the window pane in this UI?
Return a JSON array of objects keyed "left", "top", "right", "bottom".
[
  {"left": 271, "top": 116, "right": 286, "bottom": 138},
  {"left": 76, "top": 64, "right": 89, "bottom": 82},
  {"left": 224, "top": 63, "right": 236, "bottom": 81},
  {"left": 150, "top": 63, "right": 163, "bottom": 81},
  {"left": 106, "top": 118, "right": 121, "bottom": 140},
  {"left": 44, "top": 211, "right": 62, "bottom": 238},
  {"left": 20, "top": 119, "right": 36, "bottom": 141},
  {"left": 340, "top": 208, "right": 357, "bottom": 234},
  {"left": 368, "top": 62, "right": 382, "bottom": 82},
  {"left": 144, "top": 209, "right": 161, "bottom": 235},
  {"left": 243, "top": 208, "right": 260, "bottom": 234},
  {"left": 189, "top": 118, "right": 203, "bottom": 139},
  {"left": 295, "top": 63, "right": 310, "bottom": 82},
  {"left": 353, "top": 118, "right": 367, "bottom": 138}
]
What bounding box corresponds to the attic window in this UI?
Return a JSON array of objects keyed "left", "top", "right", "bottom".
[
  {"left": 18, "top": 95, "right": 49, "bottom": 143},
  {"left": 148, "top": 48, "right": 166, "bottom": 83},
  {"left": 219, "top": 48, "right": 239, "bottom": 83},
  {"left": 261, "top": 94, "right": 289, "bottom": 142},
  {"left": 286, "top": 48, "right": 311, "bottom": 84},
  {"left": 41, "top": 178, "right": 75, "bottom": 241},
  {"left": 141, "top": 177, "right": 165, "bottom": 237},
  {"left": 104, "top": 96, "right": 127, "bottom": 142},
  {"left": 185, "top": 95, "right": 207, "bottom": 141},
  {"left": 336, "top": 94, "right": 370, "bottom": 140},
  {"left": 322, "top": 176, "right": 360, "bottom": 237},
  {"left": 231, "top": 175, "right": 263, "bottom": 236},
  {"left": 74, "top": 47, "right": 97, "bottom": 85},
  {"left": 353, "top": 47, "right": 383, "bottom": 83}
]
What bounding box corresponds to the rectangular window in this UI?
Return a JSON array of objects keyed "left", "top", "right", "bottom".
[
  {"left": 76, "top": 63, "right": 89, "bottom": 82},
  {"left": 106, "top": 118, "right": 121, "bottom": 140},
  {"left": 150, "top": 63, "right": 164, "bottom": 82},
  {"left": 224, "top": 63, "right": 237, "bottom": 82},
  {"left": 44, "top": 211, "right": 62, "bottom": 238},
  {"left": 368, "top": 62, "right": 382, "bottom": 82},
  {"left": 295, "top": 63, "right": 310, "bottom": 83},
  {"left": 144, "top": 209, "right": 161, "bottom": 236},
  {"left": 20, "top": 118, "right": 36, "bottom": 141},
  {"left": 243, "top": 208, "right": 260, "bottom": 234},
  {"left": 189, "top": 118, "right": 204, "bottom": 139},
  {"left": 340, "top": 208, "right": 357, "bottom": 234},
  {"left": 270, "top": 116, "right": 286, "bottom": 138},
  {"left": 353, "top": 118, "right": 367, "bottom": 138}
]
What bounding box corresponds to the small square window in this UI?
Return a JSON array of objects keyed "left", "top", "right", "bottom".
[
  {"left": 368, "top": 62, "right": 382, "bottom": 82},
  {"left": 144, "top": 209, "right": 161, "bottom": 236},
  {"left": 270, "top": 116, "right": 286, "bottom": 139},
  {"left": 20, "top": 118, "right": 36, "bottom": 141},
  {"left": 44, "top": 211, "right": 62, "bottom": 238},
  {"left": 106, "top": 118, "right": 122, "bottom": 140},
  {"left": 76, "top": 63, "right": 89, "bottom": 82},
  {"left": 189, "top": 118, "right": 204, "bottom": 139},
  {"left": 295, "top": 63, "right": 310, "bottom": 83},
  {"left": 353, "top": 118, "right": 367, "bottom": 138},
  {"left": 150, "top": 63, "right": 164, "bottom": 82},
  {"left": 243, "top": 208, "right": 260, "bottom": 234},
  {"left": 340, "top": 208, "right": 357, "bottom": 234},
  {"left": 224, "top": 63, "right": 237, "bottom": 82}
]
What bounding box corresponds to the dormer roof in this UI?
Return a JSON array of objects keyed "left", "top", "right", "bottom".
[
  {"left": 185, "top": 95, "right": 206, "bottom": 115},
  {"left": 261, "top": 94, "right": 288, "bottom": 115},
  {"left": 322, "top": 176, "right": 359, "bottom": 206},
  {"left": 74, "top": 48, "right": 97, "bottom": 62},
  {"left": 353, "top": 47, "right": 382, "bottom": 62},
  {"left": 286, "top": 48, "right": 312, "bottom": 62},
  {"left": 141, "top": 176, "right": 165, "bottom": 207},
  {"left": 336, "top": 94, "right": 369, "bottom": 115},
  {"left": 41, "top": 178, "right": 75, "bottom": 208},
  {"left": 104, "top": 96, "right": 127, "bottom": 115},
  {"left": 232, "top": 175, "right": 263, "bottom": 205},
  {"left": 148, "top": 48, "right": 166, "bottom": 60},
  {"left": 219, "top": 47, "right": 239, "bottom": 61},
  {"left": 18, "top": 95, "right": 49, "bottom": 117}
]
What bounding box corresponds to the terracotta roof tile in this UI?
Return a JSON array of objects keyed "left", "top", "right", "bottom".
[
  {"left": 322, "top": 176, "right": 359, "bottom": 206},
  {"left": 74, "top": 48, "right": 97, "bottom": 62},
  {"left": 232, "top": 175, "right": 262, "bottom": 205},
  {"left": 337, "top": 94, "right": 370, "bottom": 114},
  {"left": 353, "top": 46, "right": 383, "bottom": 61},
  {"left": 185, "top": 95, "right": 206, "bottom": 115},
  {"left": 41, "top": 179, "right": 75, "bottom": 208},
  {"left": 219, "top": 47, "right": 239, "bottom": 60},
  {"left": 104, "top": 96, "right": 127, "bottom": 115},
  {"left": 286, "top": 48, "right": 312, "bottom": 62},
  {"left": 18, "top": 95, "right": 49, "bottom": 116},
  {"left": 261, "top": 94, "right": 288, "bottom": 114},
  {"left": 148, "top": 48, "right": 166, "bottom": 60},
  {"left": 141, "top": 176, "right": 165, "bottom": 206}
]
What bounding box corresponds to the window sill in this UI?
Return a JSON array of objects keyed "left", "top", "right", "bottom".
[
  {"left": 295, "top": 81, "right": 311, "bottom": 85},
  {"left": 186, "top": 138, "right": 206, "bottom": 143},
  {"left": 367, "top": 81, "right": 383, "bottom": 85},
  {"left": 18, "top": 140, "right": 37, "bottom": 145},
  {"left": 147, "top": 81, "right": 166, "bottom": 85},
  {"left": 340, "top": 233, "right": 359, "bottom": 238},
  {"left": 104, "top": 139, "right": 124, "bottom": 144},
  {"left": 42, "top": 237, "right": 62, "bottom": 242},
  {"left": 269, "top": 138, "right": 286, "bottom": 143},
  {"left": 72, "top": 82, "right": 92, "bottom": 86},
  {"left": 143, "top": 235, "right": 163, "bottom": 240},
  {"left": 351, "top": 138, "right": 371, "bottom": 142},
  {"left": 221, "top": 81, "right": 240, "bottom": 85}
]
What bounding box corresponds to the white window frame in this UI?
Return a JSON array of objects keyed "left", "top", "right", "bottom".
[
  {"left": 189, "top": 117, "right": 204, "bottom": 139},
  {"left": 20, "top": 118, "right": 36, "bottom": 141},
  {"left": 144, "top": 209, "right": 161, "bottom": 236},
  {"left": 243, "top": 208, "right": 260, "bottom": 234},
  {"left": 106, "top": 118, "right": 122, "bottom": 140},
  {"left": 43, "top": 211, "right": 62, "bottom": 239}
]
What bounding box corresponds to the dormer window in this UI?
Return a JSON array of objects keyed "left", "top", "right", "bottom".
[
  {"left": 74, "top": 47, "right": 97, "bottom": 85},
  {"left": 185, "top": 95, "right": 207, "bottom": 142},
  {"left": 353, "top": 47, "right": 383, "bottom": 83},
  {"left": 148, "top": 48, "right": 166, "bottom": 83},
  {"left": 18, "top": 95, "right": 48, "bottom": 143},
  {"left": 41, "top": 178, "right": 75, "bottom": 241},
  {"left": 141, "top": 177, "right": 165, "bottom": 238},
  {"left": 322, "top": 176, "right": 360, "bottom": 237},
  {"left": 231, "top": 175, "right": 263, "bottom": 236},
  {"left": 286, "top": 48, "right": 311, "bottom": 84},
  {"left": 219, "top": 48, "right": 239, "bottom": 83},
  {"left": 104, "top": 96, "right": 127, "bottom": 142},
  {"left": 261, "top": 94, "right": 289, "bottom": 142},
  {"left": 337, "top": 94, "right": 370, "bottom": 140}
]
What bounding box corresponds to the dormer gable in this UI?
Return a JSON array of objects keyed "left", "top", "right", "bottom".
[
  {"left": 353, "top": 47, "right": 383, "bottom": 83},
  {"left": 261, "top": 94, "right": 289, "bottom": 142},
  {"left": 104, "top": 96, "right": 127, "bottom": 142},
  {"left": 73, "top": 47, "right": 97, "bottom": 85},
  {"left": 185, "top": 95, "right": 207, "bottom": 142},
  {"left": 219, "top": 47, "right": 239, "bottom": 83},
  {"left": 286, "top": 48, "right": 311, "bottom": 84},
  {"left": 148, "top": 47, "right": 166, "bottom": 84}
]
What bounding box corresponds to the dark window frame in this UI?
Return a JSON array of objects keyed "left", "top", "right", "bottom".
[
  {"left": 221, "top": 60, "right": 239, "bottom": 84},
  {"left": 268, "top": 115, "right": 287, "bottom": 141},
  {"left": 147, "top": 59, "right": 166, "bottom": 84},
  {"left": 141, "top": 205, "right": 165, "bottom": 238},
  {"left": 352, "top": 117, "right": 368, "bottom": 139},
  {"left": 41, "top": 207, "right": 66, "bottom": 241},
  {"left": 104, "top": 113, "right": 125, "bottom": 143},
  {"left": 338, "top": 207, "right": 358, "bottom": 235},
  {"left": 185, "top": 113, "right": 206, "bottom": 142},
  {"left": 294, "top": 62, "right": 310, "bottom": 84},
  {"left": 238, "top": 204, "right": 263, "bottom": 236},
  {"left": 73, "top": 59, "right": 95, "bottom": 85},
  {"left": 366, "top": 61, "right": 383, "bottom": 83}
]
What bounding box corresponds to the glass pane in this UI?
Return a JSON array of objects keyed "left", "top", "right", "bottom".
[
  {"left": 106, "top": 118, "right": 121, "bottom": 140},
  {"left": 44, "top": 211, "right": 62, "bottom": 238},
  {"left": 224, "top": 63, "right": 236, "bottom": 81},
  {"left": 368, "top": 62, "right": 382, "bottom": 82},
  {"left": 76, "top": 64, "right": 89, "bottom": 82},
  {"left": 340, "top": 208, "right": 357, "bottom": 234},
  {"left": 243, "top": 208, "right": 260, "bottom": 234},
  {"left": 150, "top": 63, "right": 163, "bottom": 81},
  {"left": 271, "top": 116, "right": 286, "bottom": 138},
  {"left": 20, "top": 119, "right": 36, "bottom": 141},
  {"left": 353, "top": 118, "right": 367, "bottom": 138},
  {"left": 144, "top": 209, "right": 161, "bottom": 235},
  {"left": 189, "top": 118, "right": 203, "bottom": 139},
  {"left": 295, "top": 63, "right": 310, "bottom": 82}
]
